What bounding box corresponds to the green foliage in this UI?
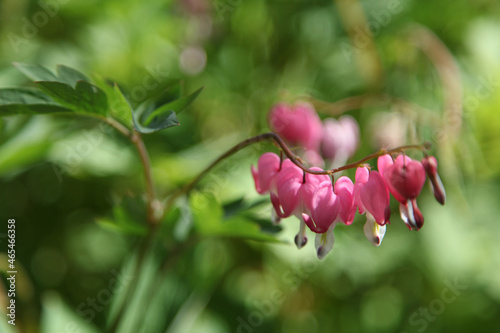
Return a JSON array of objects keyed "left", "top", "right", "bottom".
[
  {"left": 190, "top": 191, "right": 282, "bottom": 243},
  {"left": 1, "top": 1, "right": 500, "bottom": 333},
  {"left": 0, "top": 88, "right": 71, "bottom": 115},
  {"left": 1, "top": 64, "right": 203, "bottom": 134},
  {"left": 40, "top": 292, "right": 99, "bottom": 333},
  {"left": 35, "top": 80, "right": 108, "bottom": 115},
  {"left": 96, "top": 207, "right": 148, "bottom": 236},
  {"left": 132, "top": 86, "right": 203, "bottom": 133}
]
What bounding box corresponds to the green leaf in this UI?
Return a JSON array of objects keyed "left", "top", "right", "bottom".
[
  {"left": 132, "top": 101, "right": 179, "bottom": 134},
  {"left": 106, "top": 243, "right": 160, "bottom": 333},
  {"left": 110, "top": 84, "right": 133, "bottom": 125},
  {"left": 0, "top": 88, "right": 71, "bottom": 115},
  {"left": 132, "top": 86, "right": 203, "bottom": 134},
  {"left": 93, "top": 75, "right": 133, "bottom": 126},
  {"left": 13, "top": 62, "right": 58, "bottom": 82},
  {"left": 95, "top": 197, "right": 148, "bottom": 236},
  {"left": 36, "top": 80, "right": 108, "bottom": 115},
  {"left": 96, "top": 211, "right": 148, "bottom": 236},
  {"left": 190, "top": 192, "right": 282, "bottom": 243},
  {"left": 143, "top": 86, "right": 203, "bottom": 125},
  {"left": 75, "top": 80, "right": 108, "bottom": 114},
  {"left": 56, "top": 64, "right": 90, "bottom": 87},
  {"left": 36, "top": 81, "right": 81, "bottom": 107},
  {"left": 14, "top": 63, "right": 108, "bottom": 116},
  {"left": 14, "top": 63, "right": 91, "bottom": 88}
]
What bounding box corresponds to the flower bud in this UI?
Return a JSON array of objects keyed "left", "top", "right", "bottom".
[{"left": 421, "top": 156, "right": 446, "bottom": 205}]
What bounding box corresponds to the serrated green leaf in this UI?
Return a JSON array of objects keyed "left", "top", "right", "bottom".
[
  {"left": 0, "top": 88, "right": 55, "bottom": 104},
  {"left": 111, "top": 84, "right": 133, "bottom": 124},
  {"left": 36, "top": 80, "right": 108, "bottom": 115},
  {"left": 13, "top": 62, "right": 58, "bottom": 81},
  {"left": 56, "top": 64, "right": 90, "bottom": 87},
  {"left": 91, "top": 76, "right": 134, "bottom": 126},
  {"left": 13, "top": 64, "right": 109, "bottom": 116},
  {"left": 14, "top": 63, "right": 91, "bottom": 88},
  {"left": 36, "top": 81, "right": 81, "bottom": 108},
  {"left": 0, "top": 88, "right": 71, "bottom": 115},
  {"left": 75, "top": 80, "right": 108, "bottom": 114},
  {"left": 143, "top": 86, "right": 203, "bottom": 125}
]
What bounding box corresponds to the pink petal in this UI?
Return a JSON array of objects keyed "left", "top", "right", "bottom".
[
  {"left": 300, "top": 168, "right": 330, "bottom": 213},
  {"left": 354, "top": 167, "right": 370, "bottom": 214},
  {"left": 310, "top": 181, "right": 339, "bottom": 233},
  {"left": 253, "top": 152, "right": 281, "bottom": 194},
  {"left": 387, "top": 155, "right": 426, "bottom": 200},
  {"left": 334, "top": 176, "right": 355, "bottom": 224},
  {"left": 276, "top": 177, "right": 302, "bottom": 217},
  {"left": 359, "top": 171, "right": 390, "bottom": 225},
  {"left": 377, "top": 154, "right": 393, "bottom": 178}
]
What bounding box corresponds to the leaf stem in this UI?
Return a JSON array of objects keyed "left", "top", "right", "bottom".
[
  {"left": 130, "top": 131, "right": 158, "bottom": 225},
  {"left": 100, "top": 116, "right": 159, "bottom": 226}
]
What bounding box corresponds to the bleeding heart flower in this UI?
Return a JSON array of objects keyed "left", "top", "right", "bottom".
[
  {"left": 271, "top": 165, "right": 329, "bottom": 249},
  {"left": 269, "top": 102, "right": 323, "bottom": 151},
  {"left": 354, "top": 167, "right": 391, "bottom": 225},
  {"left": 302, "top": 176, "right": 355, "bottom": 259},
  {"left": 334, "top": 176, "right": 356, "bottom": 225},
  {"left": 251, "top": 152, "right": 281, "bottom": 194},
  {"left": 321, "top": 115, "right": 360, "bottom": 168},
  {"left": 354, "top": 167, "right": 391, "bottom": 246},
  {"left": 378, "top": 154, "right": 426, "bottom": 230}
]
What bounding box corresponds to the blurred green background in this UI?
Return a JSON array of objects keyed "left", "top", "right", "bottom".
[{"left": 1, "top": 0, "right": 500, "bottom": 332}]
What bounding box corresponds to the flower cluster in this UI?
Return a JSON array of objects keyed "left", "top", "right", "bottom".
[
  {"left": 269, "top": 102, "right": 359, "bottom": 168},
  {"left": 252, "top": 103, "right": 446, "bottom": 259}
]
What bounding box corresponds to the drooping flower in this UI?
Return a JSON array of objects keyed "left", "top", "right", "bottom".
[
  {"left": 303, "top": 176, "right": 355, "bottom": 259},
  {"left": 251, "top": 152, "right": 281, "bottom": 195},
  {"left": 321, "top": 115, "right": 360, "bottom": 168},
  {"left": 269, "top": 102, "right": 323, "bottom": 152},
  {"left": 251, "top": 155, "right": 301, "bottom": 224},
  {"left": 304, "top": 181, "right": 338, "bottom": 259},
  {"left": 354, "top": 167, "right": 391, "bottom": 225},
  {"left": 421, "top": 156, "right": 446, "bottom": 205},
  {"left": 378, "top": 154, "right": 426, "bottom": 230},
  {"left": 334, "top": 176, "right": 356, "bottom": 225},
  {"left": 354, "top": 167, "right": 391, "bottom": 246},
  {"left": 270, "top": 165, "right": 330, "bottom": 249}
]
